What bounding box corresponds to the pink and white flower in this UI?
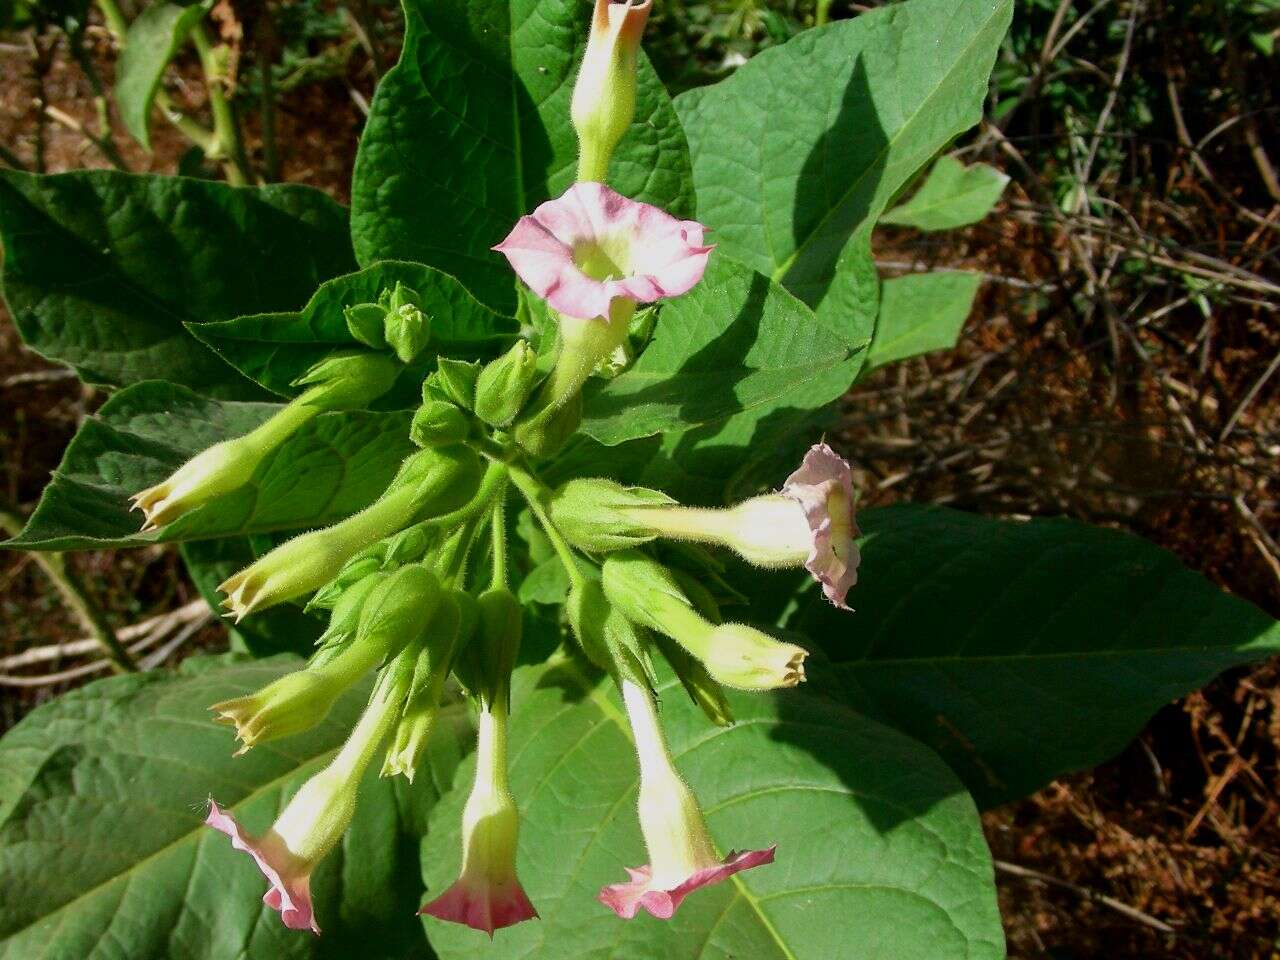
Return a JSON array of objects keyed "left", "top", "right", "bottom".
[
  {"left": 206, "top": 800, "right": 319, "bottom": 934},
  {"left": 599, "top": 680, "right": 774, "bottom": 920},
  {"left": 782, "top": 443, "right": 861, "bottom": 609},
  {"left": 493, "top": 182, "right": 713, "bottom": 322}
]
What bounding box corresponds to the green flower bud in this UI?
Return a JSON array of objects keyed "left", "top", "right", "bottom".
[
  {"left": 474, "top": 340, "right": 541, "bottom": 427},
  {"left": 384, "top": 303, "right": 432, "bottom": 365},
  {"left": 344, "top": 302, "right": 389, "bottom": 349},
  {"left": 218, "top": 446, "right": 481, "bottom": 620},
  {"left": 427, "top": 358, "right": 482, "bottom": 411},
  {"left": 601, "top": 551, "right": 807, "bottom": 691},
  {"left": 410, "top": 399, "right": 471, "bottom": 448},
  {"left": 549, "top": 478, "right": 675, "bottom": 552},
  {"left": 381, "top": 280, "right": 421, "bottom": 314},
  {"left": 291, "top": 350, "right": 400, "bottom": 410},
  {"left": 382, "top": 594, "right": 464, "bottom": 781}
]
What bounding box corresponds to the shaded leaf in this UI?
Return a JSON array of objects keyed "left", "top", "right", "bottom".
[
  {"left": 7, "top": 382, "right": 412, "bottom": 550},
  {"left": 116, "top": 2, "right": 207, "bottom": 150},
  {"left": 881, "top": 156, "right": 1010, "bottom": 231},
  {"left": 0, "top": 655, "right": 467, "bottom": 959},
  {"left": 349, "top": 0, "right": 694, "bottom": 315},
  {"left": 674, "top": 0, "right": 1013, "bottom": 345},
  {"left": 581, "top": 256, "right": 855, "bottom": 446},
  {"left": 863, "top": 272, "right": 981, "bottom": 374},
  {"left": 791, "top": 505, "right": 1280, "bottom": 807},
  {"left": 422, "top": 661, "right": 1005, "bottom": 959},
  {"left": 0, "top": 171, "right": 355, "bottom": 398},
  {"left": 191, "top": 261, "right": 518, "bottom": 408}
]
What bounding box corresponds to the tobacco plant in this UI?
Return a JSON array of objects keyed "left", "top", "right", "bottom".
[{"left": 1, "top": 0, "right": 1277, "bottom": 958}]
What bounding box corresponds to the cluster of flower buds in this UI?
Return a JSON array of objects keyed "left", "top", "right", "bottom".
[{"left": 128, "top": 0, "right": 863, "bottom": 938}]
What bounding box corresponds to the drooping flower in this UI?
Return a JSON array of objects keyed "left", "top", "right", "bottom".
[
  {"left": 420, "top": 704, "right": 538, "bottom": 935},
  {"left": 781, "top": 443, "right": 861, "bottom": 609},
  {"left": 207, "top": 658, "right": 412, "bottom": 933},
  {"left": 493, "top": 181, "right": 712, "bottom": 324},
  {"left": 599, "top": 680, "right": 775, "bottom": 919}
]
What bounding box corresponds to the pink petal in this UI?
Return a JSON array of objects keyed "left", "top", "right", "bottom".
[
  {"left": 598, "top": 846, "right": 776, "bottom": 920},
  {"left": 783, "top": 443, "right": 861, "bottom": 609},
  {"left": 205, "top": 800, "right": 319, "bottom": 934},
  {"left": 493, "top": 182, "right": 713, "bottom": 321},
  {"left": 420, "top": 876, "right": 539, "bottom": 937}
]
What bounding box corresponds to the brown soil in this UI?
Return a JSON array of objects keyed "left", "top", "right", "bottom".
[{"left": 2, "top": 6, "right": 1279, "bottom": 959}]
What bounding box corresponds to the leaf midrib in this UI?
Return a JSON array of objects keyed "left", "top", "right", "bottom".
[{"left": 769, "top": 3, "right": 1009, "bottom": 285}]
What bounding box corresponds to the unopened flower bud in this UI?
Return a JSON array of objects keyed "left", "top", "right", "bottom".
[
  {"left": 382, "top": 594, "right": 463, "bottom": 780},
  {"left": 130, "top": 400, "right": 317, "bottom": 531},
  {"left": 426, "top": 358, "right": 482, "bottom": 411},
  {"left": 384, "top": 304, "right": 432, "bottom": 366},
  {"left": 291, "top": 351, "right": 401, "bottom": 410},
  {"left": 207, "top": 650, "right": 414, "bottom": 932},
  {"left": 598, "top": 679, "right": 773, "bottom": 919},
  {"left": 411, "top": 400, "right": 470, "bottom": 448},
  {"left": 474, "top": 341, "right": 540, "bottom": 427},
  {"left": 344, "top": 302, "right": 388, "bottom": 349},
  {"left": 601, "top": 551, "right": 807, "bottom": 691},
  {"left": 218, "top": 446, "right": 480, "bottom": 619},
  {"left": 570, "top": 0, "right": 653, "bottom": 182},
  {"left": 549, "top": 478, "right": 675, "bottom": 552}
]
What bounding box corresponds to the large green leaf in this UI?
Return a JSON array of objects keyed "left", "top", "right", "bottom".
[
  {"left": 7, "top": 382, "right": 412, "bottom": 551},
  {"left": 581, "top": 256, "right": 855, "bottom": 446},
  {"left": 349, "top": 0, "right": 694, "bottom": 316},
  {"left": 862, "top": 272, "right": 981, "bottom": 375},
  {"left": 791, "top": 505, "right": 1280, "bottom": 808},
  {"left": 0, "top": 171, "right": 356, "bottom": 398},
  {"left": 880, "top": 156, "right": 1009, "bottom": 231},
  {"left": 673, "top": 0, "right": 1013, "bottom": 345},
  {"left": 422, "top": 660, "right": 1005, "bottom": 959},
  {"left": 191, "top": 261, "right": 517, "bottom": 409},
  {"left": 0, "top": 655, "right": 467, "bottom": 960},
  {"left": 115, "top": 2, "right": 207, "bottom": 150}
]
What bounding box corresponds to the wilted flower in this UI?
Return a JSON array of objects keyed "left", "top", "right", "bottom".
[
  {"left": 781, "top": 443, "right": 861, "bottom": 609},
  {"left": 599, "top": 680, "right": 774, "bottom": 919},
  {"left": 494, "top": 182, "right": 712, "bottom": 324}
]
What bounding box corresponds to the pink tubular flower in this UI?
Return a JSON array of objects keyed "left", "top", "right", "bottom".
[
  {"left": 599, "top": 680, "right": 775, "bottom": 920},
  {"left": 420, "top": 706, "right": 538, "bottom": 936},
  {"left": 782, "top": 443, "right": 861, "bottom": 609},
  {"left": 206, "top": 800, "right": 318, "bottom": 934},
  {"left": 493, "top": 182, "right": 713, "bottom": 322}
]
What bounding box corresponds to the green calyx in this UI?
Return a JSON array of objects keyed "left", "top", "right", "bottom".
[
  {"left": 343, "top": 281, "right": 433, "bottom": 364},
  {"left": 292, "top": 350, "right": 401, "bottom": 410}
]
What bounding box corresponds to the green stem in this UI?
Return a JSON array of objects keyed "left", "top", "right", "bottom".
[
  {"left": 815, "top": 0, "right": 834, "bottom": 27},
  {"left": 509, "top": 463, "right": 586, "bottom": 590},
  {"left": 490, "top": 494, "right": 509, "bottom": 590},
  {"left": 0, "top": 508, "right": 137, "bottom": 673},
  {"left": 190, "top": 23, "right": 251, "bottom": 184}
]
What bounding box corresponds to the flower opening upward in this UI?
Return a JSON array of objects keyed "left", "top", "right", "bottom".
[
  {"left": 493, "top": 181, "right": 712, "bottom": 323},
  {"left": 598, "top": 680, "right": 774, "bottom": 919}
]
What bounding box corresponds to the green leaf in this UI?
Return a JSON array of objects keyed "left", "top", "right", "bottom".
[
  {"left": 673, "top": 0, "right": 1013, "bottom": 345},
  {"left": 115, "top": 2, "right": 207, "bottom": 150},
  {"left": 349, "top": 0, "right": 694, "bottom": 315},
  {"left": 180, "top": 537, "right": 325, "bottom": 656},
  {"left": 880, "top": 156, "right": 1010, "bottom": 231},
  {"left": 791, "top": 505, "right": 1280, "bottom": 808},
  {"left": 863, "top": 271, "right": 981, "bottom": 374},
  {"left": 581, "top": 256, "right": 855, "bottom": 446},
  {"left": 7, "top": 381, "right": 412, "bottom": 550},
  {"left": 422, "top": 661, "right": 1005, "bottom": 959},
  {"left": 190, "top": 261, "right": 517, "bottom": 409},
  {"left": 0, "top": 655, "right": 468, "bottom": 959},
  {"left": 0, "top": 171, "right": 356, "bottom": 398}
]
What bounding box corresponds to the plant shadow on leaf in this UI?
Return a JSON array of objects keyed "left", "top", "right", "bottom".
[{"left": 784, "top": 55, "right": 887, "bottom": 320}]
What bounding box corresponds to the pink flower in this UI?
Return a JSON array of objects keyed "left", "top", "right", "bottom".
[
  {"left": 493, "top": 182, "right": 713, "bottom": 322},
  {"left": 206, "top": 800, "right": 318, "bottom": 934},
  {"left": 599, "top": 680, "right": 775, "bottom": 920},
  {"left": 420, "top": 874, "right": 539, "bottom": 937},
  {"left": 783, "top": 443, "right": 861, "bottom": 609},
  {"left": 599, "top": 847, "right": 776, "bottom": 920}
]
